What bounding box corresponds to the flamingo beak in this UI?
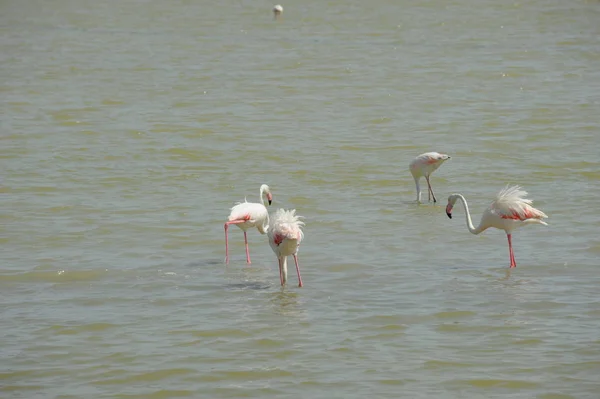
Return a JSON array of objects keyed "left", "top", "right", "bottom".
[
  {"left": 267, "top": 193, "right": 273, "bottom": 205},
  {"left": 446, "top": 204, "right": 453, "bottom": 219}
]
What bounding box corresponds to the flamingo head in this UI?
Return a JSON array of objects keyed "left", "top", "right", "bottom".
[
  {"left": 260, "top": 184, "right": 273, "bottom": 205},
  {"left": 433, "top": 154, "right": 451, "bottom": 168},
  {"left": 446, "top": 194, "right": 458, "bottom": 219}
]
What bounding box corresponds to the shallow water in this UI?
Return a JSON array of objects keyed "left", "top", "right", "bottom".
[{"left": 2, "top": 0, "right": 600, "bottom": 398}]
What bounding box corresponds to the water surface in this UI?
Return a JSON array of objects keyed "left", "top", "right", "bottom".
[{"left": 2, "top": 0, "right": 600, "bottom": 398}]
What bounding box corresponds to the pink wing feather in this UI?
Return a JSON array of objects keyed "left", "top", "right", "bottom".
[
  {"left": 268, "top": 209, "right": 304, "bottom": 247},
  {"left": 491, "top": 185, "right": 548, "bottom": 221}
]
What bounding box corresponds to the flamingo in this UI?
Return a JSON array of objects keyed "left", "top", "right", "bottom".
[
  {"left": 224, "top": 184, "right": 273, "bottom": 264},
  {"left": 446, "top": 185, "right": 548, "bottom": 268},
  {"left": 267, "top": 209, "right": 305, "bottom": 287},
  {"left": 409, "top": 152, "right": 451, "bottom": 203},
  {"left": 273, "top": 4, "right": 283, "bottom": 20}
]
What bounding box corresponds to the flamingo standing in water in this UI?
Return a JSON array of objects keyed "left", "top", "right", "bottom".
[
  {"left": 273, "top": 4, "right": 283, "bottom": 20},
  {"left": 409, "top": 152, "right": 451, "bottom": 203},
  {"left": 224, "top": 184, "right": 273, "bottom": 264},
  {"left": 267, "top": 209, "right": 305, "bottom": 287},
  {"left": 446, "top": 185, "right": 548, "bottom": 268}
]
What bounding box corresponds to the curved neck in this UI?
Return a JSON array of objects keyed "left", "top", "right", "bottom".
[
  {"left": 259, "top": 187, "right": 266, "bottom": 207},
  {"left": 455, "top": 195, "right": 484, "bottom": 235},
  {"left": 281, "top": 257, "right": 288, "bottom": 284},
  {"left": 414, "top": 177, "right": 421, "bottom": 202},
  {"left": 257, "top": 212, "right": 270, "bottom": 234}
]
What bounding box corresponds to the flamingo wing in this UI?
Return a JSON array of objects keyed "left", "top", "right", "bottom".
[
  {"left": 411, "top": 152, "right": 450, "bottom": 166},
  {"left": 491, "top": 185, "right": 548, "bottom": 221},
  {"left": 228, "top": 202, "right": 268, "bottom": 225},
  {"left": 272, "top": 226, "right": 302, "bottom": 246},
  {"left": 409, "top": 153, "right": 451, "bottom": 180},
  {"left": 268, "top": 209, "right": 304, "bottom": 247}
]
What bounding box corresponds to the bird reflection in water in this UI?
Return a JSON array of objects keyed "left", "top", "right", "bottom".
[{"left": 270, "top": 290, "right": 303, "bottom": 316}]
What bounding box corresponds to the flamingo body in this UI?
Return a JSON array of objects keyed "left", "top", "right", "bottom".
[
  {"left": 446, "top": 185, "right": 548, "bottom": 268},
  {"left": 225, "top": 184, "right": 273, "bottom": 264},
  {"left": 273, "top": 4, "right": 283, "bottom": 19},
  {"left": 409, "top": 152, "right": 451, "bottom": 203},
  {"left": 227, "top": 202, "right": 269, "bottom": 233},
  {"left": 267, "top": 209, "right": 305, "bottom": 287}
]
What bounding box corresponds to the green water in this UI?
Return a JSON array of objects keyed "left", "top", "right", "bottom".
[{"left": 2, "top": 0, "right": 600, "bottom": 398}]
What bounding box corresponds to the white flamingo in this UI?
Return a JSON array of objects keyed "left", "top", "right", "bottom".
[
  {"left": 409, "top": 152, "right": 451, "bottom": 203},
  {"left": 446, "top": 185, "right": 548, "bottom": 268},
  {"left": 267, "top": 209, "right": 305, "bottom": 287},
  {"left": 224, "top": 184, "right": 273, "bottom": 264},
  {"left": 273, "top": 4, "right": 283, "bottom": 19}
]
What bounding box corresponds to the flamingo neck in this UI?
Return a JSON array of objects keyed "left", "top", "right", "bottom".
[
  {"left": 263, "top": 213, "right": 270, "bottom": 234},
  {"left": 259, "top": 186, "right": 266, "bottom": 207},
  {"left": 414, "top": 177, "right": 421, "bottom": 202},
  {"left": 455, "top": 194, "right": 485, "bottom": 235},
  {"left": 281, "top": 257, "right": 288, "bottom": 284}
]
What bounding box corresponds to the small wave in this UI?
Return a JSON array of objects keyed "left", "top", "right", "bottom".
[{"left": 1, "top": 269, "right": 108, "bottom": 283}]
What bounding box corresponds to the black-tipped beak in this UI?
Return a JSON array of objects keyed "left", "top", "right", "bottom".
[
  {"left": 446, "top": 212, "right": 452, "bottom": 219},
  {"left": 268, "top": 199, "right": 272, "bottom": 206}
]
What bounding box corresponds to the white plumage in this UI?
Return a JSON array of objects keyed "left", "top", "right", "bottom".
[
  {"left": 224, "top": 184, "right": 273, "bottom": 264},
  {"left": 490, "top": 185, "right": 549, "bottom": 222},
  {"left": 227, "top": 202, "right": 269, "bottom": 234},
  {"left": 446, "top": 185, "right": 548, "bottom": 268},
  {"left": 267, "top": 208, "right": 305, "bottom": 287},
  {"left": 409, "top": 152, "right": 451, "bottom": 203}
]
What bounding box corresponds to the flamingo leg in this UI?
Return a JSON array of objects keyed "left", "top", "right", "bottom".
[
  {"left": 507, "top": 234, "right": 516, "bottom": 268},
  {"left": 425, "top": 175, "right": 437, "bottom": 203},
  {"left": 278, "top": 257, "right": 284, "bottom": 286},
  {"left": 244, "top": 231, "right": 251, "bottom": 264},
  {"left": 293, "top": 254, "right": 303, "bottom": 288},
  {"left": 224, "top": 220, "right": 248, "bottom": 264}
]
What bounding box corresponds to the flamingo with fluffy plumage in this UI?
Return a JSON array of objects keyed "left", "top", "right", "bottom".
[
  {"left": 409, "top": 152, "right": 451, "bottom": 203},
  {"left": 446, "top": 185, "right": 548, "bottom": 268},
  {"left": 224, "top": 184, "right": 273, "bottom": 264},
  {"left": 267, "top": 209, "right": 305, "bottom": 287}
]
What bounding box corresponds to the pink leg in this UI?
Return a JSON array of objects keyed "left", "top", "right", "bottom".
[
  {"left": 425, "top": 175, "right": 437, "bottom": 203},
  {"left": 293, "top": 254, "right": 303, "bottom": 287},
  {"left": 278, "top": 257, "right": 284, "bottom": 286},
  {"left": 224, "top": 220, "right": 247, "bottom": 264},
  {"left": 511, "top": 248, "right": 517, "bottom": 268},
  {"left": 507, "top": 234, "right": 516, "bottom": 268},
  {"left": 244, "top": 231, "right": 251, "bottom": 264}
]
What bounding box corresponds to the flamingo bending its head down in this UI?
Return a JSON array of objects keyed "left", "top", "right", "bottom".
[
  {"left": 409, "top": 152, "right": 451, "bottom": 203},
  {"left": 267, "top": 209, "right": 305, "bottom": 287},
  {"left": 225, "top": 184, "right": 273, "bottom": 264},
  {"left": 446, "top": 185, "right": 548, "bottom": 268}
]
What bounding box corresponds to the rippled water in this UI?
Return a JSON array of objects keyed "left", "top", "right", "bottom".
[{"left": 2, "top": 0, "right": 600, "bottom": 398}]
